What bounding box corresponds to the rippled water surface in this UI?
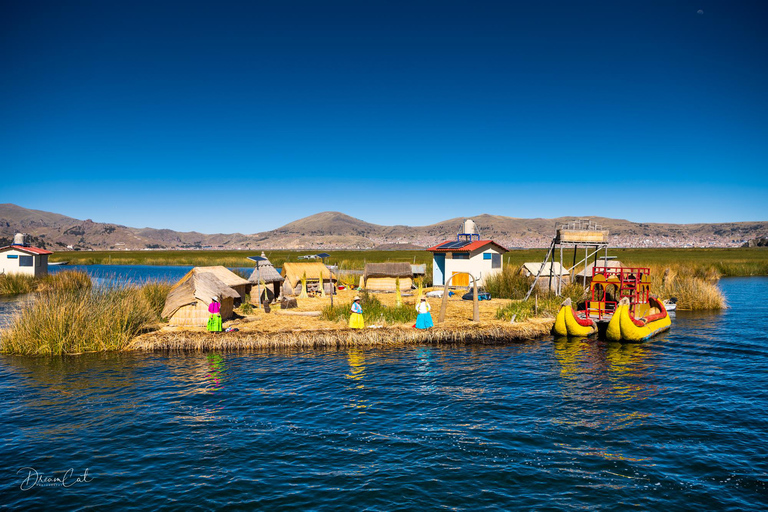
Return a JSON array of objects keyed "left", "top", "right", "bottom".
[{"left": 1, "top": 278, "right": 767, "bottom": 510}]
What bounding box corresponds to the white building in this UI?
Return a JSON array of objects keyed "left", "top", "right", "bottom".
[
  {"left": 427, "top": 220, "right": 508, "bottom": 288},
  {"left": 1, "top": 237, "right": 53, "bottom": 277}
]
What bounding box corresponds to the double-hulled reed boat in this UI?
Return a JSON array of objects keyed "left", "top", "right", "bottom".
[{"left": 552, "top": 265, "right": 671, "bottom": 342}]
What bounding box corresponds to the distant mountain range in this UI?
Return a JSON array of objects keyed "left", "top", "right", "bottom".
[{"left": 1, "top": 203, "right": 767, "bottom": 251}]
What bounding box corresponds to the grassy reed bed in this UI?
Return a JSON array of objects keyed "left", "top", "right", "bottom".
[
  {"left": 321, "top": 291, "right": 418, "bottom": 325},
  {"left": 1, "top": 280, "right": 172, "bottom": 355},
  {"left": 127, "top": 322, "right": 553, "bottom": 351},
  {"left": 0, "top": 274, "right": 37, "bottom": 295},
  {"left": 0, "top": 270, "right": 93, "bottom": 296},
  {"left": 644, "top": 264, "right": 726, "bottom": 310}
]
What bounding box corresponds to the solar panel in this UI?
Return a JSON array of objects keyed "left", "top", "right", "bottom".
[{"left": 440, "top": 241, "right": 471, "bottom": 249}]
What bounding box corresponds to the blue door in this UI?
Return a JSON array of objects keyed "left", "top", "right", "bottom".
[{"left": 433, "top": 254, "right": 446, "bottom": 286}]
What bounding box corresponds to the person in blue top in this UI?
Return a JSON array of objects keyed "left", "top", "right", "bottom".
[{"left": 349, "top": 296, "right": 364, "bottom": 329}]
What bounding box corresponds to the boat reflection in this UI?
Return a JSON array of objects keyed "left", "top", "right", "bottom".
[
  {"left": 553, "top": 336, "right": 659, "bottom": 429},
  {"left": 345, "top": 348, "right": 368, "bottom": 412}
]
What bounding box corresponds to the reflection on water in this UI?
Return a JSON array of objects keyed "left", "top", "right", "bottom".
[
  {"left": 553, "top": 335, "right": 659, "bottom": 434},
  {"left": 346, "top": 349, "right": 368, "bottom": 411},
  {"left": 204, "top": 353, "right": 226, "bottom": 415},
  {"left": 346, "top": 349, "right": 365, "bottom": 384},
  {"left": 415, "top": 347, "right": 437, "bottom": 394}
]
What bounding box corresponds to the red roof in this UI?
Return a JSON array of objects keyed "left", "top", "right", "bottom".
[
  {"left": 427, "top": 240, "right": 509, "bottom": 253},
  {"left": 0, "top": 245, "right": 53, "bottom": 255}
]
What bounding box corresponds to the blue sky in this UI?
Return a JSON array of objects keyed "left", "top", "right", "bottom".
[{"left": 2, "top": 1, "right": 767, "bottom": 233}]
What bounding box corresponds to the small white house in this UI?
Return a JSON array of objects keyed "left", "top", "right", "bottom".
[
  {"left": 427, "top": 239, "right": 508, "bottom": 288},
  {"left": 0, "top": 236, "right": 53, "bottom": 277}
]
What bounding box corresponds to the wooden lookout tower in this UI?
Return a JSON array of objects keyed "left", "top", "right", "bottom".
[{"left": 524, "top": 219, "right": 610, "bottom": 299}]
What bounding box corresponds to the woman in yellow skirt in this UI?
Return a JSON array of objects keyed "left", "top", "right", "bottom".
[{"left": 349, "top": 296, "right": 364, "bottom": 329}]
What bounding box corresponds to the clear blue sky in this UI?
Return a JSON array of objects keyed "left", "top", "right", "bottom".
[{"left": 2, "top": 1, "right": 766, "bottom": 233}]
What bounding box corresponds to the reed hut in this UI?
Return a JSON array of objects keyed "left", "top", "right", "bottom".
[
  {"left": 194, "top": 266, "right": 251, "bottom": 305},
  {"left": 521, "top": 262, "right": 570, "bottom": 292},
  {"left": 161, "top": 270, "right": 240, "bottom": 327},
  {"left": 363, "top": 262, "right": 413, "bottom": 292},
  {"left": 248, "top": 252, "right": 285, "bottom": 304},
  {"left": 281, "top": 262, "right": 336, "bottom": 296}
]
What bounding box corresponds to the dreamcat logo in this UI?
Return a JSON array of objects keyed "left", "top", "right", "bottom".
[{"left": 17, "top": 467, "right": 93, "bottom": 491}]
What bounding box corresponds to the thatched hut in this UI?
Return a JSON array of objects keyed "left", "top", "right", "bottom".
[
  {"left": 248, "top": 252, "right": 285, "bottom": 304},
  {"left": 521, "top": 262, "right": 570, "bottom": 292},
  {"left": 161, "top": 270, "right": 240, "bottom": 327},
  {"left": 194, "top": 266, "right": 251, "bottom": 305},
  {"left": 363, "top": 262, "right": 413, "bottom": 292},
  {"left": 281, "top": 262, "right": 336, "bottom": 296}
]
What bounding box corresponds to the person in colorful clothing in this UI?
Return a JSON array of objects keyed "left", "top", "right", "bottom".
[
  {"left": 207, "top": 296, "right": 222, "bottom": 333},
  {"left": 349, "top": 296, "right": 364, "bottom": 329},
  {"left": 415, "top": 297, "right": 433, "bottom": 329}
]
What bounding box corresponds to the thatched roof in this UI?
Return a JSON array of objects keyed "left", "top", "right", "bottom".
[
  {"left": 364, "top": 262, "right": 413, "bottom": 279},
  {"left": 162, "top": 270, "right": 240, "bottom": 319},
  {"left": 248, "top": 253, "right": 284, "bottom": 284},
  {"left": 195, "top": 266, "right": 251, "bottom": 288},
  {"left": 521, "top": 262, "right": 569, "bottom": 276},
  {"left": 281, "top": 262, "right": 336, "bottom": 287},
  {"left": 575, "top": 259, "right": 624, "bottom": 278}
]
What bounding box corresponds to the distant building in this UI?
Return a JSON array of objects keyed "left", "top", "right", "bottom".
[
  {"left": 0, "top": 234, "right": 52, "bottom": 277},
  {"left": 427, "top": 219, "right": 508, "bottom": 288}
]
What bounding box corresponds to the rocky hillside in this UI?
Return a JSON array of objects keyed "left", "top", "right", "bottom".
[{"left": 1, "top": 203, "right": 767, "bottom": 251}]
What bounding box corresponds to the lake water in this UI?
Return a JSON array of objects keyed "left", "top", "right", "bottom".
[
  {"left": 50, "top": 264, "right": 258, "bottom": 284},
  {"left": 0, "top": 277, "right": 767, "bottom": 509}
]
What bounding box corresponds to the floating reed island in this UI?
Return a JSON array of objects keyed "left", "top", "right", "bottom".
[
  {"left": 0, "top": 254, "right": 746, "bottom": 355},
  {"left": 127, "top": 288, "right": 554, "bottom": 351}
]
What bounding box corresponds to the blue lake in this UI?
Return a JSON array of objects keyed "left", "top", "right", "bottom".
[
  {"left": 0, "top": 277, "right": 767, "bottom": 509},
  {"left": 50, "top": 264, "right": 259, "bottom": 284}
]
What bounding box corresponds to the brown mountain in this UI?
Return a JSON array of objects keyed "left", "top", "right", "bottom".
[{"left": 1, "top": 203, "right": 766, "bottom": 251}]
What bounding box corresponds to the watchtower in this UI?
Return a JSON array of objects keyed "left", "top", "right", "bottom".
[{"left": 524, "top": 219, "right": 610, "bottom": 300}]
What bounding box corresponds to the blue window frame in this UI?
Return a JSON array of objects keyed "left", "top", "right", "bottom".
[
  {"left": 483, "top": 253, "right": 492, "bottom": 260},
  {"left": 7, "top": 254, "right": 18, "bottom": 259}
]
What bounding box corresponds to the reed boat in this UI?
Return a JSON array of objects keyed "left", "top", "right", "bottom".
[
  {"left": 552, "top": 298, "right": 598, "bottom": 337},
  {"left": 551, "top": 264, "right": 672, "bottom": 341},
  {"left": 605, "top": 296, "right": 671, "bottom": 342}
]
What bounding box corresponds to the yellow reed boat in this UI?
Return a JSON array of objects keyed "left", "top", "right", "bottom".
[
  {"left": 552, "top": 298, "right": 597, "bottom": 337},
  {"left": 605, "top": 296, "right": 671, "bottom": 342}
]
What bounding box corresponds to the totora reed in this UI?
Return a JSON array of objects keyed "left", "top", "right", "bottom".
[{"left": 127, "top": 322, "right": 554, "bottom": 351}]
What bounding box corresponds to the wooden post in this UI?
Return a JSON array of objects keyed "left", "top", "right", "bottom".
[
  {"left": 438, "top": 274, "right": 453, "bottom": 324},
  {"left": 256, "top": 263, "right": 262, "bottom": 309},
  {"left": 472, "top": 277, "right": 479, "bottom": 322}
]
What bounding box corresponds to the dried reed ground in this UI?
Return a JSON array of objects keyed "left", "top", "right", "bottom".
[{"left": 128, "top": 288, "right": 553, "bottom": 350}]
